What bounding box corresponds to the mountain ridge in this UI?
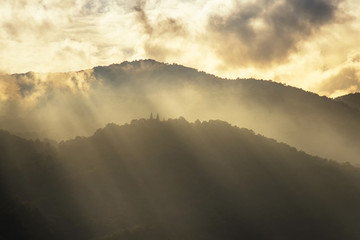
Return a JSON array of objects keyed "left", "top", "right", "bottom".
[
  {"left": 1, "top": 59, "right": 360, "bottom": 164},
  {"left": 335, "top": 92, "right": 360, "bottom": 111},
  {"left": 2, "top": 117, "right": 360, "bottom": 239}
]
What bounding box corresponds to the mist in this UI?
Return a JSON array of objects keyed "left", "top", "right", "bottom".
[
  {"left": 2, "top": 117, "right": 360, "bottom": 240},
  {"left": 2, "top": 60, "right": 360, "bottom": 239},
  {"left": 2, "top": 0, "right": 360, "bottom": 238},
  {"left": 1, "top": 60, "right": 360, "bottom": 165}
]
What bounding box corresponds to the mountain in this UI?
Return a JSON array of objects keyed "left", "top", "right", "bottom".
[
  {"left": 2, "top": 118, "right": 360, "bottom": 240},
  {"left": 1, "top": 59, "right": 360, "bottom": 164},
  {"left": 0, "top": 130, "right": 91, "bottom": 240},
  {"left": 335, "top": 93, "right": 360, "bottom": 111}
]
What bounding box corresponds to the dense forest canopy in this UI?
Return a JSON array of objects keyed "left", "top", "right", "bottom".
[
  {"left": 1, "top": 118, "right": 360, "bottom": 240},
  {"left": 335, "top": 93, "right": 360, "bottom": 111}
]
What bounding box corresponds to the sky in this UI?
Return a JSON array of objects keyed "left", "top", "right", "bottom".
[{"left": 1, "top": 0, "right": 360, "bottom": 97}]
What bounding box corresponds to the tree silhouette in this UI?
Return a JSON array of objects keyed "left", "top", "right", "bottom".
[{"left": 2, "top": 119, "right": 360, "bottom": 240}]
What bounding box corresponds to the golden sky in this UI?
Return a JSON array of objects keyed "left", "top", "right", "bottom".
[{"left": 1, "top": 0, "right": 360, "bottom": 97}]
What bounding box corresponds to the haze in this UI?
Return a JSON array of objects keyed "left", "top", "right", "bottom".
[{"left": 2, "top": 1, "right": 360, "bottom": 240}]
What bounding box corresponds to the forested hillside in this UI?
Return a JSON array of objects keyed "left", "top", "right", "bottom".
[
  {"left": 0, "top": 130, "right": 91, "bottom": 240},
  {"left": 1, "top": 118, "right": 360, "bottom": 239},
  {"left": 1, "top": 60, "right": 360, "bottom": 164},
  {"left": 335, "top": 93, "right": 360, "bottom": 111}
]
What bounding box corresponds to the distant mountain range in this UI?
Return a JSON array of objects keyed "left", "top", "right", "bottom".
[
  {"left": 1, "top": 59, "right": 360, "bottom": 164},
  {"left": 1, "top": 118, "right": 360, "bottom": 240}
]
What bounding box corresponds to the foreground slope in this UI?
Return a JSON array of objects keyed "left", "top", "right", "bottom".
[
  {"left": 60, "top": 118, "right": 360, "bottom": 240},
  {"left": 2, "top": 118, "right": 359, "bottom": 239},
  {"left": 0, "top": 130, "right": 91, "bottom": 240},
  {"left": 1, "top": 60, "right": 360, "bottom": 164}
]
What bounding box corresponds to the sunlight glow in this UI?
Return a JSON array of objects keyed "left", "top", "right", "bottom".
[{"left": 0, "top": 0, "right": 359, "bottom": 96}]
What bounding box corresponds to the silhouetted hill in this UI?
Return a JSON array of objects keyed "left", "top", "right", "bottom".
[
  {"left": 1, "top": 119, "right": 360, "bottom": 239},
  {"left": 2, "top": 118, "right": 360, "bottom": 239},
  {"left": 335, "top": 93, "right": 360, "bottom": 111},
  {"left": 27, "top": 118, "right": 360, "bottom": 239},
  {"left": 0, "top": 130, "right": 91, "bottom": 240},
  {"left": 2, "top": 59, "right": 360, "bottom": 164},
  {"left": 92, "top": 60, "right": 360, "bottom": 164}
]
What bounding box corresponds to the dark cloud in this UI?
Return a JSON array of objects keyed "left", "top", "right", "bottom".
[
  {"left": 133, "top": 0, "right": 188, "bottom": 60},
  {"left": 209, "top": 0, "right": 344, "bottom": 68},
  {"left": 15, "top": 73, "right": 37, "bottom": 98},
  {"left": 134, "top": 0, "right": 153, "bottom": 35},
  {"left": 133, "top": 0, "right": 187, "bottom": 37}
]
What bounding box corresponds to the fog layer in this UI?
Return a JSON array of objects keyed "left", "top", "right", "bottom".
[{"left": 1, "top": 60, "right": 360, "bottom": 164}]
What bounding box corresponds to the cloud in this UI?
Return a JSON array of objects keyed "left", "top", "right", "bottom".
[
  {"left": 317, "top": 52, "right": 360, "bottom": 97},
  {"left": 0, "top": 0, "right": 137, "bottom": 73},
  {"left": 133, "top": 0, "right": 188, "bottom": 61},
  {"left": 0, "top": 74, "right": 20, "bottom": 101},
  {"left": 208, "top": 0, "right": 346, "bottom": 68},
  {"left": 0, "top": 0, "right": 359, "bottom": 97},
  {"left": 133, "top": 0, "right": 187, "bottom": 37},
  {"left": 134, "top": 0, "right": 153, "bottom": 35},
  {"left": 321, "top": 67, "right": 360, "bottom": 95},
  {"left": 0, "top": 70, "right": 96, "bottom": 105}
]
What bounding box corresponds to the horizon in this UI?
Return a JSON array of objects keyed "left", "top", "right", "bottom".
[
  {"left": 0, "top": 0, "right": 360, "bottom": 97},
  {"left": 0, "top": 58, "right": 354, "bottom": 99}
]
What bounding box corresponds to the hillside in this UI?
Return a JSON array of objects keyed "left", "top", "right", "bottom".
[
  {"left": 2, "top": 118, "right": 360, "bottom": 239},
  {"left": 1, "top": 60, "right": 360, "bottom": 164},
  {"left": 335, "top": 93, "right": 360, "bottom": 111},
  {"left": 0, "top": 130, "right": 91, "bottom": 240}
]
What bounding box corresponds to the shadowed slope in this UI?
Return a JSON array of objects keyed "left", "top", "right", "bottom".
[
  {"left": 335, "top": 93, "right": 360, "bottom": 111},
  {"left": 0, "top": 130, "right": 91, "bottom": 240},
  {"left": 2, "top": 118, "right": 360, "bottom": 239},
  {"left": 57, "top": 118, "right": 360, "bottom": 240}
]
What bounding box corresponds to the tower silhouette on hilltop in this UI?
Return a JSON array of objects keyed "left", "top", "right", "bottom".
[{"left": 149, "top": 113, "right": 161, "bottom": 121}]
